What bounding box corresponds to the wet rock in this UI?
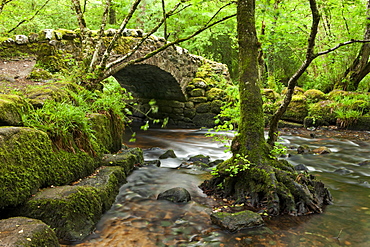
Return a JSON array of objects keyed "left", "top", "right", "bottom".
[
  {"left": 142, "top": 160, "right": 161, "bottom": 167},
  {"left": 295, "top": 164, "right": 309, "bottom": 171},
  {"left": 0, "top": 217, "right": 59, "bottom": 247},
  {"left": 297, "top": 145, "right": 312, "bottom": 154},
  {"left": 188, "top": 154, "right": 210, "bottom": 164},
  {"left": 159, "top": 149, "right": 177, "bottom": 159},
  {"left": 10, "top": 186, "right": 103, "bottom": 242},
  {"left": 334, "top": 167, "right": 352, "bottom": 175},
  {"left": 157, "top": 187, "right": 191, "bottom": 203},
  {"left": 210, "top": 210, "right": 264, "bottom": 232},
  {"left": 312, "top": 146, "right": 331, "bottom": 154},
  {"left": 358, "top": 160, "right": 370, "bottom": 166},
  {"left": 102, "top": 147, "right": 144, "bottom": 173}
]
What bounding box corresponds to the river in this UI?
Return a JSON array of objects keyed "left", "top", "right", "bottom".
[{"left": 71, "top": 128, "right": 370, "bottom": 247}]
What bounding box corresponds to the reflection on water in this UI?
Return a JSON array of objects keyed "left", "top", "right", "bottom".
[{"left": 71, "top": 128, "right": 370, "bottom": 247}]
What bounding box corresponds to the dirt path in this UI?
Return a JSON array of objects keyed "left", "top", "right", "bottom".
[{"left": 0, "top": 57, "right": 46, "bottom": 93}]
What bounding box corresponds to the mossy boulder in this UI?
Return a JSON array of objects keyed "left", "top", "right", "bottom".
[
  {"left": 0, "top": 127, "right": 99, "bottom": 209},
  {"left": 327, "top": 89, "right": 350, "bottom": 99},
  {"left": 25, "top": 84, "right": 70, "bottom": 108},
  {"left": 304, "top": 89, "right": 326, "bottom": 102},
  {"left": 89, "top": 113, "right": 124, "bottom": 153},
  {"left": 12, "top": 186, "right": 102, "bottom": 242},
  {"left": 281, "top": 86, "right": 305, "bottom": 96},
  {"left": 307, "top": 100, "right": 337, "bottom": 126},
  {"left": 101, "top": 147, "right": 143, "bottom": 174},
  {"left": 75, "top": 166, "right": 126, "bottom": 212},
  {"left": 261, "top": 89, "right": 280, "bottom": 101},
  {"left": 27, "top": 68, "right": 53, "bottom": 80},
  {"left": 0, "top": 217, "right": 59, "bottom": 247},
  {"left": 282, "top": 95, "right": 308, "bottom": 122},
  {"left": 210, "top": 210, "right": 264, "bottom": 232},
  {"left": 0, "top": 94, "right": 31, "bottom": 126}
]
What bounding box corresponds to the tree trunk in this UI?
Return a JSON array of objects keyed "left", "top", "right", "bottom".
[
  {"left": 235, "top": 0, "right": 269, "bottom": 163},
  {"left": 200, "top": 0, "right": 332, "bottom": 216},
  {"left": 338, "top": 0, "right": 370, "bottom": 91}
]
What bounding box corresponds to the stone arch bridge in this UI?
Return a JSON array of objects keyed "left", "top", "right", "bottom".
[{"left": 1, "top": 28, "right": 231, "bottom": 127}]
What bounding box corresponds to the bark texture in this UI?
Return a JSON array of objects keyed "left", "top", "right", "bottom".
[{"left": 201, "top": 0, "right": 332, "bottom": 216}]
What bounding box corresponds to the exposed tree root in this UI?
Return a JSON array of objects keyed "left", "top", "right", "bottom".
[{"left": 200, "top": 159, "right": 332, "bottom": 216}]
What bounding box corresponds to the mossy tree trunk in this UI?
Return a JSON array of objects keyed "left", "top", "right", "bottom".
[
  {"left": 337, "top": 0, "right": 370, "bottom": 91},
  {"left": 201, "top": 0, "right": 332, "bottom": 216}
]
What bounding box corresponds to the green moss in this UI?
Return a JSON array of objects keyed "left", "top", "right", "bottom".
[
  {"left": 206, "top": 88, "right": 224, "bottom": 100},
  {"left": 304, "top": 89, "right": 326, "bottom": 102},
  {"left": 308, "top": 100, "right": 337, "bottom": 125},
  {"left": 27, "top": 68, "right": 53, "bottom": 80},
  {"left": 76, "top": 166, "right": 126, "bottom": 212},
  {"left": 0, "top": 94, "right": 31, "bottom": 125},
  {"left": 282, "top": 95, "right": 308, "bottom": 122},
  {"left": 282, "top": 86, "right": 305, "bottom": 95},
  {"left": 0, "top": 127, "right": 101, "bottom": 209},
  {"left": 261, "top": 89, "right": 280, "bottom": 101},
  {"left": 114, "top": 36, "right": 137, "bottom": 54},
  {"left": 15, "top": 186, "right": 102, "bottom": 242},
  {"left": 327, "top": 89, "right": 351, "bottom": 99}
]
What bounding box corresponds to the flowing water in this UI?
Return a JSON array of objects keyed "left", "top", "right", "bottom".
[{"left": 71, "top": 128, "right": 370, "bottom": 247}]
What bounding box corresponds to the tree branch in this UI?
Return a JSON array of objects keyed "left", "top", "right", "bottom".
[
  {"left": 267, "top": 0, "right": 320, "bottom": 146},
  {"left": 316, "top": 39, "right": 370, "bottom": 56},
  {"left": 71, "top": 0, "right": 87, "bottom": 32},
  {"left": 89, "top": 0, "right": 112, "bottom": 71},
  {"left": 97, "top": 0, "right": 142, "bottom": 69},
  {"left": 105, "top": 2, "right": 183, "bottom": 70},
  {"left": 7, "top": 0, "right": 51, "bottom": 33},
  {"left": 102, "top": 13, "right": 236, "bottom": 80},
  {"left": 0, "top": 0, "right": 13, "bottom": 14}
]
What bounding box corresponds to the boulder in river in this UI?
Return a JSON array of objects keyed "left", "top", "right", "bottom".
[
  {"left": 157, "top": 187, "right": 191, "bottom": 203},
  {"left": 159, "top": 149, "right": 177, "bottom": 159},
  {"left": 210, "top": 210, "right": 264, "bottom": 232},
  {"left": 312, "top": 146, "right": 331, "bottom": 154}
]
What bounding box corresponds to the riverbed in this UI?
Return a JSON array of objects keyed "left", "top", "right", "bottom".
[{"left": 70, "top": 128, "right": 370, "bottom": 247}]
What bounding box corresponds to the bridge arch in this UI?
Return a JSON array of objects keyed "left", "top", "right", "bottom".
[{"left": 113, "top": 64, "right": 186, "bottom": 101}]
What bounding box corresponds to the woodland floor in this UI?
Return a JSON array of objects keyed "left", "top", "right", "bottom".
[{"left": 1, "top": 57, "right": 369, "bottom": 141}]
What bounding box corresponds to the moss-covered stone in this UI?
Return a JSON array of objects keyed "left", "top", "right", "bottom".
[
  {"left": 327, "top": 89, "right": 352, "bottom": 99},
  {"left": 347, "top": 116, "right": 370, "bottom": 131},
  {"left": 76, "top": 166, "right": 126, "bottom": 213},
  {"left": 206, "top": 88, "right": 225, "bottom": 101},
  {"left": 261, "top": 88, "right": 280, "bottom": 101},
  {"left": 282, "top": 95, "right": 308, "bottom": 122},
  {"left": 307, "top": 100, "right": 337, "bottom": 126},
  {"left": 192, "top": 113, "right": 217, "bottom": 127},
  {"left": 25, "top": 84, "right": 70, "bottom": 107},
  {"left": 27, "top": 68, "right": 53, "bottom": 80},
  {"left": 12, "top": 186, "right": 102, "bottom": 242},
  {"left": 101, "top": 147, "right": 144, "bottom": 175},
  {"left": 0, "top": 94, "right": 31, "bottom": 126},
  {"left": 0, "top": 127, "right": 100, "bottom": 209},
  {"left": 189, "top": 97, "right": 208, "bottom": 103},
  {"left": 282, "top": 86, "right": 305, "bottom": 95},
  {"left": 195, "top": 102, "right": 211, "bottom": 113},
  {"left": 189, "top": 88, "right": 205, "bottom": 97},
  {"left": 210, "top": 210, "right": 264, "bottom": 232},
  {"left": 211, "top": 100, "right": 223, "bottom": 114},
  {"left": 0, "top": 217, "right": 59, "bottom": 247},
  {"left": 89, "top": 112, "right": 125, "bottom": 153},
  {"left": 304, "top": 89, "right": 326, "bottom": 102}
]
